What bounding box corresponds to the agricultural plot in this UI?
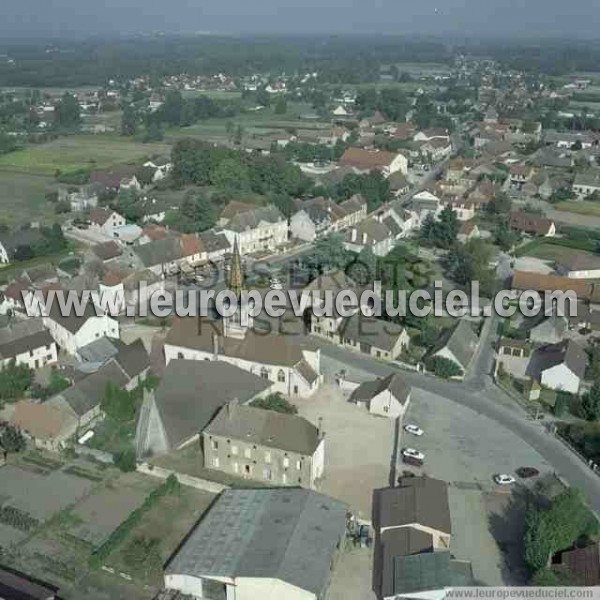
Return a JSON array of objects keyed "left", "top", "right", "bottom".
[
  {"left": 0, "top": 135, "right": 171, "bottom": 175},
  {"left": 69, "top": 473, "right": 159, "bottom": 548},
  {"left": 103, "top": 486, "right": 216, "bottom": 586},
  {"left": 555, "top": 200, "right": 600, "bottom": 218},
  {"left": 0, "top": 170, "right": 56, "bottom": 225},
  {"left": 0, "top": 464, "right": 94, "bottom": 522}
]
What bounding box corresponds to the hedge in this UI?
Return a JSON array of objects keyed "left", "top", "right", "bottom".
[{"left": 89, "top": 474, "right": 180, "bottom": 568}]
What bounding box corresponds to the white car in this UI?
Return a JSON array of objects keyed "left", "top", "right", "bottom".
[
  {"left": 402, "top": 448, "right": 425, "bottom": 461},
  {"left": 269, "top": 278, "right": 283, "bottom": 290},
  {"left": 404, "top": 424, "right": 424, "bottom": 437},
  {"left": 493, "top": 474, "right": 516, "bottom": 485}
]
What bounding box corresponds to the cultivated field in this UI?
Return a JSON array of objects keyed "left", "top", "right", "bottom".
[
  {"left": 0, "top": 135, "right": 171, "bottom": 175},
  {"left": 0, "top": 170, "right": 56, "bottom": 224},
  {"left": 555, "top": 200, "right": 600, "bottom": 218}
]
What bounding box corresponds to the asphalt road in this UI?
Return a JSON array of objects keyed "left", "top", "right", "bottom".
[{"left": 321, "top": 343, "right": 600, "bottom": 512}]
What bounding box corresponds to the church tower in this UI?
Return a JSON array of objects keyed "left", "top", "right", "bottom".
[{"left": 223, "top": 237, "right": 252, "bottom": 339}]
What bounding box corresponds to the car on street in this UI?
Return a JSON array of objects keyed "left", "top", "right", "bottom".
[
  {"left": 493, "top": 474, "right": 516, "bottom": 485},
  {"left": 402, "top": 448, "right": 424, "bottom": 461},
  {"left": 404, "top": 424, "right": 424, "bottom": 436},
  {"left": 515, "top": 467, "right": 540, "bottom": 479}
]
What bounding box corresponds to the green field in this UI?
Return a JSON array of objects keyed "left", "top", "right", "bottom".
[
  {"left": 555, "top": 200, "right": 600, "bottom": 217},
  {"left": 0, "top": 136, "right": 172, "bottom": 175},
  {"left": 519, "top": 241, "right": 597, "bottom": 263},
  {"left": 0, "top": 170, "right": 57, "bottom": 225}
]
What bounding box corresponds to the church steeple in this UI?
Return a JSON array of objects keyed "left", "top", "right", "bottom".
[{"left": 228, "top": 236, "right": 243, "bottom": 297}]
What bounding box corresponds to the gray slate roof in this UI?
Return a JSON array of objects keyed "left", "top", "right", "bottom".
[
  {"left": 434, "top": 320, "right": 479, "bottom": 369},
  {"left": 151, "top": 359, "right": 273, "bottom": 449},
  {"left": 530, "top": 339, "right": 588, "bottom": 380},
  {"left": 165, "top": 488, "right": 347, "bottom": 596},
  {"left": 205, "top": 403, "right": 321, "bottom": 455},
  {"left": 53, "top": 360, "right": 129, "bottom": 417},
  {"left": 47, "top": 299, "right": 104, "bottom": 334},
  {"left": 134, "top": 237, "right": 181, "bottom": 268},
  {"left": 373, "top": 477, "right": 451, "bottom": 535},
  {"left": 392, "top": 551, "right": 473, "bottom": 595},
  {"left": 224, "top": 206, "right": 284, "bottom": 232},
  {"left": 0, "top": 319, "right": 54, "bottom": 361},
  {"left": 341, "top": 314, "right": 406, "bottom": 352},
  {"left": 350, "top": 373, "right": 411, "bottom": 405}
]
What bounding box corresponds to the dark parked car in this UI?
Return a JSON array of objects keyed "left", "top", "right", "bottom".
[{"left": 515, "top": 467, "right": 540, "bottom": 479}]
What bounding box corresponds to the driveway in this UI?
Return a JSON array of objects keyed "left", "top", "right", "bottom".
[{"left": 296, "top": 384, "right": 396, "bottom": 521}]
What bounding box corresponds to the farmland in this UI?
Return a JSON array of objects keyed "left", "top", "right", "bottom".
[
  {"left": 555, "top": 200, "right": 600, "bottom": 218},
  {"left": 0, "top": 170, "right": 57, "bottom": 225},
  {"left": 0, "top": 135, "right": 171, "bottom": 176}
]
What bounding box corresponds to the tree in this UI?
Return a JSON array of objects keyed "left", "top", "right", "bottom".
[
  {"left": 348, "top": 245, "right": 377, "bottom": 285},
  {"left": 54, "top": 93, "right": 81, "bottom": 130},
  {"left": 135, "top": 165, "right": 155, "bottom": 187},
  {"left": 425, "top": 356, "right": 463, "bottom": 379},
  {"left": 0, "top": 361, "right": 34, "bottom": 400},
  {"left": 0, "top": 426, "right": 26, "bottom": 454},
  {"left": 581, "top": 381, "right": 600, "bottom": 421},
  {"left": 274, "top": 96, "right": 287, "bottom": 115},
  {"left": 434, "top": 205, "right": 459, "bottom": 249},
  {"left": 101, "top": 383, "right": 136, "bottom": 422},
  {"left": 306, "top": 233, "right": 348, "bottom": 274},
  {"left": 448, "top": 239, "right": 495, "bottom": 294},
  {"left": 251, "top": 393, "right": 298, "bottom": 414},
  {"left": 121, "top": 104, "right": 137, "bottom": 137},
  {"left": 524, "top": 488, "right": 598, "bottom": 570},
  {"left": 114, "top": 447, "right": 137, "bottom": 472}
]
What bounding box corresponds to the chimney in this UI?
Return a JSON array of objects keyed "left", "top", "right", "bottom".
[
  {"left": 317, "top": 417, "right": 324, "bottom": 439},
  {"left": 228, "top": 398, "right": 238, "bottom": 419},
  {"left": 351, "top": 228, "right": 357, "bottom": 242},
  {"left": 212, "top": 333, "right": 219, "bottom": 360}
]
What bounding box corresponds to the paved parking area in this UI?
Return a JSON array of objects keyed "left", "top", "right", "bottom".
[
  {"left": 398, "top": 388, "right": 553, "bottom": 585},
  {"left": 399, "top": 389, "right": 552, "bottom": 486},
  {"left": 297, "top": 384, "right": 396, "bottom": 520}
]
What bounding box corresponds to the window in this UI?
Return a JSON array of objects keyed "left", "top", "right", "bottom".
[
  {"left": 283, "top": 457, "right": 289, "bottom": 468},
  {"left": 383, "top": 406, "right": 389, "bottom": 413},
  {"left": 244, "top": 447, "right": 251, "bottom": 459},
  {"left": 282, "top": 473, "right": 287, "bottom": 484},
  {"left": 503, "top": 347, "right": 511, "bottom": 355},
  {"left": 277, "top": 369, "right": 286, "bottom": 383},
  {"left": 260, "top": 367, "right": 269, "bottom": 379},
  {"left": 263, "top": 468, "right": 272, "bottom": 481},
  {"left": 293, "top": 386, "right": 298, "bottom": 395},
  {"left": 265, "top": 451, "right": 271, "bottom": 464},
  {"left": 233, "top": 462, "right": 239, "bottom": 473},
  {"left": 178, "top": 352, "right": 184, "bottom": 359},
  {"left": 296, "top": 460, "right": 302, "bottom": 470},
  {"left": 213, "top": 457, "right": 220, "bottom": 468},
  {"left": 211, "top": 440, "right": 218, "bottom": 451},
  {"left": 231, "top": 445, "right": 238, "bottom": 455}
]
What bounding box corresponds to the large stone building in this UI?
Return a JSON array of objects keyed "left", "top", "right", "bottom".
[{"left": 203, "top": 401, "right": 325, "bottom": 488}]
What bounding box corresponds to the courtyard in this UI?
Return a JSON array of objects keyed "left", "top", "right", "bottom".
[{"left": 297, "top": 384, "right": 396, "bottom": 520}]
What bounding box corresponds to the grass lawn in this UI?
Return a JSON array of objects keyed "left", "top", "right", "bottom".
[
  {"left": 104, "top": 486, "right": 215, "bottom": 586},
  {"left": 0, "top": 135, "right": 171, "bottom": 176},
  {"left": 0, "top": 170, "right": 57, "bottom": 225},
  {"left": 518, "top": 240, "right": 598, "bottom": 263},
  {"left": 555, "top": 200, "right": 600, "bottom": 218},
  {"left": 0, "top": 246, "right": 80, "bottom": 285}
]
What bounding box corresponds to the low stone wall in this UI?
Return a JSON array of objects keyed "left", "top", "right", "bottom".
[{"left": 137, "top": 462, "right": 228, "bottom": 494}]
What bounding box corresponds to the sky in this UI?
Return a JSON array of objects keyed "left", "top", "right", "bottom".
[{"left": 1, "top": 0, "right": 599, "bottom": 39}]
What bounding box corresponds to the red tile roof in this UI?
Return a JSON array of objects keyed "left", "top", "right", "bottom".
[{"left": 339, "top": 148, "right": 398, "bottom": 170}]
